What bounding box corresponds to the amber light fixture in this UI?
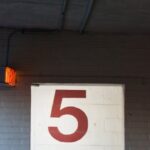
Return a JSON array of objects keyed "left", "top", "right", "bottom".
[
  {"left": 1, "top": 30, "right": 17, "bottom": 87},
  {"left": 4, "top": 67, "right": 16, "bottom": 86}
]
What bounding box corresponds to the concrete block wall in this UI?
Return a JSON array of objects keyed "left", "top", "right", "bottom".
[{"left": 0, "top": 29, "right": 150, "bottom": 150}]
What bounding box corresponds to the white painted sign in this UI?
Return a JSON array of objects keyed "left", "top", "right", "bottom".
[{"left": 31, "top": 84, "right": 124, "bottom": 150}]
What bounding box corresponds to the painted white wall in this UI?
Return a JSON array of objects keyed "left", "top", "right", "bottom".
[{"left": 31, "top": 84, "right": 124, "bottom": 150}]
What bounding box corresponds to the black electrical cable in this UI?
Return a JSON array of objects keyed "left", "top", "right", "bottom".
[
  {"left": 5, "top": 28, "right": 58, "bottom": 67},
  {"left": 5, "top": 30, "right": 18, "bottom": 67}
]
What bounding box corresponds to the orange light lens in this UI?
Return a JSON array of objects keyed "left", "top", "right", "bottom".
[{"left": 5, "top": 67, "right": 16, "bottom": 86}]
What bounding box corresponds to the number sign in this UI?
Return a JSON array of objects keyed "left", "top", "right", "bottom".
[
  {"left": 48, "top": 90, "right": 88, "bottom": 142},
  {"left": 31, "top": 84, "right": 124, "bottom": 150}
]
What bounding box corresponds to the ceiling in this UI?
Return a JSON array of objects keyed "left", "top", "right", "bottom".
[{"left": 1, "top": 0, "right": 150, "bottom": 33}]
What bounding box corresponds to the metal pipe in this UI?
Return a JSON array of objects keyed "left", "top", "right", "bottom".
[
  {"left": 80, "top": 0, "right": 95, "bottom": 33},
  {"left": 59, "top": 0, "right": 69, "bottom": 30}
]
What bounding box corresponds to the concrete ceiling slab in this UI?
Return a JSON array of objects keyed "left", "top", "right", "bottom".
[{"left": 0, "top": 0, "right": 150, "bottom": 33}]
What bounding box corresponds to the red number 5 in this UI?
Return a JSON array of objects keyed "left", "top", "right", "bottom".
[{"left": 48, "top": 90, "right": 88, "bottom": 142}]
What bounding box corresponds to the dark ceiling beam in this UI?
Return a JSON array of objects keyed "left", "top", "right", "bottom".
[
  {"left": 59, "top": 0, "right": 69, "bottom": 30},
  {"left": 80, "top": 0, "right": 95, "bottom": 33}
]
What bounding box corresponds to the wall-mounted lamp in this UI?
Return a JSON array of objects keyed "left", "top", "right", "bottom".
[
  {"left": 0, "top": 30, "right": 18, "bottom": 87},
  {"left": 0, "top": 67, "right": 16, "bottom": 87}
]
